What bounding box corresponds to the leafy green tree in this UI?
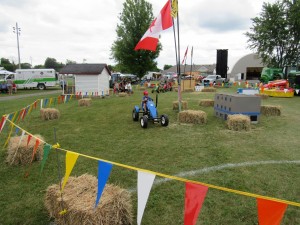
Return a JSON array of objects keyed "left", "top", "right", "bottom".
[
  {"left": 0, "top": 58, "right": 17, "bottom": 71},
  {"left": 21, "top": 63, "right": 32, "bottom": 69},
  {"left": 44, "top": 57, "right": 65, "bottom": 71},
  {"left": 111, "top": 0, "right": 161, "bottom": 78},
  {"left": 66, "top": 59, "right": 77, "bottom": 65},
  {"left": 34, "top": 65, "right": 45, "bottom": 69},
  {"left": 246, "top": 0, "right": 300, "bottom": 67},
  {"left": 163, "top": 64, "right": 173, "bottom": 70}
]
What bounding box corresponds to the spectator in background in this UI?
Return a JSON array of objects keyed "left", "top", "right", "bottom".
[
  {"left": 6, "top": 78, "right": 13, "bottom": 95},
  {"left": 60, "top": 79, "right": 67, "bottom": 92}
]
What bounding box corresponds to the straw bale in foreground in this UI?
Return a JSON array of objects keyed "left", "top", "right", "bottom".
[
  {"left": 199, "top": 99, "right": 214, "bottom": 107},
  {"left": 40, "top": 108, "right": 60, "bottom": 120},
  {"left": 78, "top": 98, "right": 92, "bottom": 107},
  {"left": 178, "top": 110, "right": 207, "bottom": 124},
  {"left": 118, "top": 92, "right": 127, "bottom": 97},
  {"left": 173, "top": 101, "right": 188, "bottom": 110},
  {"left": 261, "top": 105, "right": 281, "bottom": 116},
  {"left": 45, "top": 174, "right": 133, "bottom": 225},
  {"left": 227, "top": 114, "right": 251, "bottom": 131},
  {"left": 6, "top": 134, "right": 44, "bottom": 165},
  {"left": 201, "top": 87, "right": 216, "bottom": 92}
]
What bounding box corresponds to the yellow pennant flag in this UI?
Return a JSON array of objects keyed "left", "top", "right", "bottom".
[
  {"left": 11, "top": 112, "right": 18, "bottom": 123},
  {"left": 49, "top": 98, "right": 53, "bottom": 107},
  {"left": 171, "top": 0, "right": 178, "bottom": 18},
  {"left": 3, "top": 123, "right": 14, "bottom": 148},
  {"left": 61, "top": 151, "right": 79, "bottom": 192}
]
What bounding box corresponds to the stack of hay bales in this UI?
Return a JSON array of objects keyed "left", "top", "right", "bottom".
[
  {"left": 227, "top": 114, "right": 251, "bottom": 131},
  {"left": 6, "top": 135, "right": 44, "bottom": 165},
  {"left": 261, "top": 105, "right": 281, "bottom": 116},
  {"left": 199, "top": 99, "right": 214, "bottom": 107},
  {"left": 118, "top": 92, "right": 127, "bottom": 97},
  {"left": 173, "top": 101, "right": 188, "bottom": 110},
  {"left": 40, "top": 108, "right": 60, "bottom": 121},
  {"left": 45, "top": 174, "right": 133, "bottom": 225},
  {"left": 178, "top": 110, "right": 207, "bottom": 124},
  {"left": 201, "top": 87, "right": 216, "bottom": 92},
  {"left": 78, "top": 98, "right": 92, "bottom": 107}
]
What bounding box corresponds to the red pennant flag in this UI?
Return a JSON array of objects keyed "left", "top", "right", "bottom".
[
  {"left": 0, "top": 116, "right": 6, "bottom": 132},
  {"left": 182, "top": 46, "right": 189, "bottom": 64},
  {"left": 134, "top": 0, "right": 172, "bottom": 51},
  {"left": 34, "top": 101, "right": 37, "bottom": 109},
  {"left": 184, "top": 182, "right": 208, "bottom": 225},
  {"left": 257, "top": 198, "right": 287, "bottom": 225}
]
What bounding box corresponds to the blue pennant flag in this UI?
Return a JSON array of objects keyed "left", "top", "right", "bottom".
[{"left": 95, "top": 161, "right": 113, "bottom": 208}]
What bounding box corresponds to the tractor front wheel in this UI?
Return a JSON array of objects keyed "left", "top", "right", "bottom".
[
  {"left": 160, "top": 114, "right": 169, "bottom": 127},
  {"left": 132, "top": 109, "right": 139, "bottom": 121},
  {"left": 140, "top": 115, "right": 148, "bottom": 128}
]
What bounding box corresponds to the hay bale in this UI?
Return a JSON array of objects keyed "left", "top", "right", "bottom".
[
  {"left": 255, "top": 93, "right": 269, "bottom": 99},
  {"left": 40, "top": 108, "right": 60, "bottom": 120},
  {"left": 173, "top": 101, "right": 188, "bottom": 110},
  {"left": 6, "top": 134, "right": 44, "bottom": 165},
  {"left": 199, "top": 99, "right": 214, "bottom": 107},
  {"left": 45, "top": 174, "right": 132, "bottom": 225},
  {"left": 261, "top": 105, "right": 281, "bottom": 116},
  {"left": 201, "top": 87, "right": 216, "bottom": 92},
  {"left": 227, "top": 114, "right": 251, "bottom": 131},
  {"left": 118, "top": 92, "right": 127, "bottom": 97},
  {"left": 178, "top": 110, "right": 207, "bottom": 124},
  {"left": 78, "top": 98, "right": 92, "bottom": 107}
]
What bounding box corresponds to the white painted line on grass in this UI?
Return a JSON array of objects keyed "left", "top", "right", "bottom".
[{"left": 128, "top": 160, "right": 300, "bottom": 192}]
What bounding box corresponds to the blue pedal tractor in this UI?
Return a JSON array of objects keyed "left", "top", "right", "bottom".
[{"left": 132, "top": 91, "right": 169, "bottom": 128}]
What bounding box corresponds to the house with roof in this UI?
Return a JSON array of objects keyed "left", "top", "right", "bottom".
[
  {"left": 162, "top": 64, "right": 216, "bottom": 76},
  {"left": 60, "top": 64, "right": 111, "bottom": 96}
]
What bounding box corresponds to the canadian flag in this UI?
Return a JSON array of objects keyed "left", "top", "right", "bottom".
[{"left": 134, "top": 0, "right": 172, "bottom": 51}]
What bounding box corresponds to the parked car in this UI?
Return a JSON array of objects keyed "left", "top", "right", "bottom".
[{"left": 202, "top": 75, "right": 227, "bottom": 85}]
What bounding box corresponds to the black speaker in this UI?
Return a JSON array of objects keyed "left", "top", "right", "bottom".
[{"left": 216, "top": 49, "right": 228, "bottom": 78}]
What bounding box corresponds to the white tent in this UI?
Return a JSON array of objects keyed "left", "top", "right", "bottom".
[{"left": 0, "top": 70, "right": 15, "bottom": 75}]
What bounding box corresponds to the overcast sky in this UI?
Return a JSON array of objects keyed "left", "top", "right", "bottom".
[{"left": 0, "top": 0, "right": 276, "bottom": 72}]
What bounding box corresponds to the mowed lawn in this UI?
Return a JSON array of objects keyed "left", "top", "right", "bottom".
[{"left": 0, "top": 86, "right": 300, "bottom": 225}]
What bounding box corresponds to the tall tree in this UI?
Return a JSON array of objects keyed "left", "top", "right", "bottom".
[
  {"left": 246, "top": 0, "right": 300, "bottom": 68},
  {"left": 111, "top": 0, "right": 161, "bottom": 78},
  {"left": 0, "top": 58, "right": 17, "bottom": 71}
]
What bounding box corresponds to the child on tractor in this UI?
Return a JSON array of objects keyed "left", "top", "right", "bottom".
[{"left": 142, "top": 90, "right": 153, "bottom": 112}]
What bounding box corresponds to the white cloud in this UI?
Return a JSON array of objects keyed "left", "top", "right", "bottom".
[{"left": 0, "top": 0, "right": 276, "bottom": 70}]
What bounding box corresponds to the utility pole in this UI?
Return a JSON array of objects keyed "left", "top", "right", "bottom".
[{"left": 13, "top": 22, "right": 21, "bottom": 69}]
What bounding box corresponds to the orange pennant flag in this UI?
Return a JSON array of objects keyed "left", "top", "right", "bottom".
[
  {"left": 257, "top": 198, "right": 287, "bottom": 225},
  {"left": 27, "top": 134, "right": 32, "bottom": 148},
  {"left": 31, "top": 139, "right": 40, "bottom": 162},
  {"left": 61, "top": 151, "right": 79, "bottom": 192}
]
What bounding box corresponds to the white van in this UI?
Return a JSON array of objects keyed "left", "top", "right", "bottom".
[{"left": 8, "top": 69, "right": 58, "bottom": 90}]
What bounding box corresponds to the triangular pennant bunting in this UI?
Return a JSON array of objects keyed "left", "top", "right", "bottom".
[
  {"left": 61, "top": 151, "right": 79, "bottom": 192},
  {"left": 184, "top": 182, "right": 208, "bottom": 225},
  {"left": 137, "top": 171, "right": 156, "bottom": 225},
  {"left": 40, "top": 144, "right": 52, "bottom": 174},
  {"left": 95, "top": 161, "right": 113, "bottom": 207},
  {"left": 31, "top": 139, "right": 40, "bottom": 162},
  {"left": 257, "top": 198, "right": 287, "bottom": 225}
]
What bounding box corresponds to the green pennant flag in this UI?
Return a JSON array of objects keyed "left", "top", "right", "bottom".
[{"left": 40, "top": 144, "right": 52, "bottom": 174}]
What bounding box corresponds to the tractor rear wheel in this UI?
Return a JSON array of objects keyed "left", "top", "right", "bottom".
[
  {"left": 140, "top": 115, "right": 148, "bottom": 128},
  {"left": 132, "top": 109, "right": 139, "bottom": 121},
  {"left": 160, "top": 114, "right": 169, "bottom": 127}
]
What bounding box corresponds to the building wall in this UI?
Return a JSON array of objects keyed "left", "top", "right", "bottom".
[
  {"left": 229, "top": 54, "right": 265, "bottom": 81},
  {"left": 75, "top": 72, "right": 110, "bottom": 94}
]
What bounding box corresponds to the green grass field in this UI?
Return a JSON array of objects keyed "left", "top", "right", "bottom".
[{"left": 0, "top": 86, "right": 300, "bottom": 225}]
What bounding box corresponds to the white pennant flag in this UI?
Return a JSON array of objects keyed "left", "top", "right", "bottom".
[
  {"left": 296, "top": 89, "right": 299, "bottom": 94},
  {"left": 137, "top": 171, "right": 156, "bottom": 225},
  {"left": 284, "top": 88, "right": 288, "bottom": 93},
  {"left": 40, "top": 99, "right": 43, "bottom": 109}
]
